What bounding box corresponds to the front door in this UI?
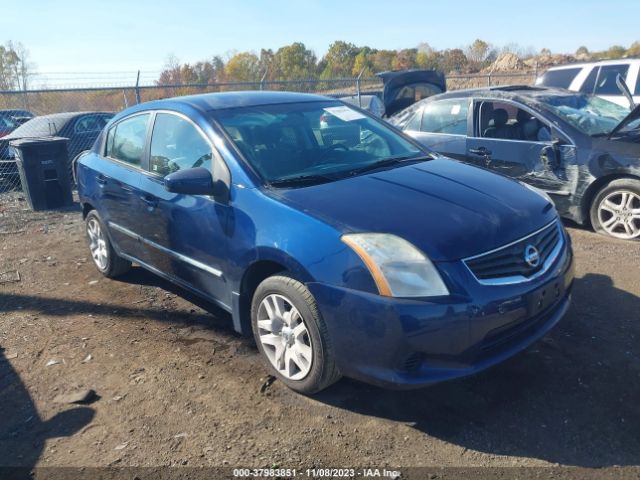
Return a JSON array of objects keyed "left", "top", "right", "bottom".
[
  {"left": 467, "top": 99, "right": 575, "bottom": 195},
  {"left": 135, "top": 112, "right": 232, "bottom": 309}
]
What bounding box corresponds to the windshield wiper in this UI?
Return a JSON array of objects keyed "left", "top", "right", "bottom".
[
  {"left": 346, "top": 154, "right": 430, "bottom": 177},
  {"left": 268, "top": 174, "right": 335, "bottom": 188}
]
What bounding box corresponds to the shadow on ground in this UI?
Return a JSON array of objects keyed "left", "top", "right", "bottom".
[{"left": 0, "top": 348, "right": 95, "bottom": 473}]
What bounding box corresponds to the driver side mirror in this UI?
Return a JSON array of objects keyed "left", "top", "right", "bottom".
[{"left": 164, "top": 167, "right": 227, "bottom": 197}]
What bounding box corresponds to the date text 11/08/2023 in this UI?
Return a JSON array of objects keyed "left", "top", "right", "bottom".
[{"left": 232, "top": 468, "right": 402, "bottom": 478}]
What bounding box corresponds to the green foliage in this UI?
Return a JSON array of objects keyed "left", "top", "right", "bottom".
[
  {"left": 224, "top": 52, "right": 260, "bottom": 82},
  {"left": 320, "top": 41, "right": 358, "bottom": 78},
  {"left": 607, "top": 45, "right": 627, "bottom": 59},
  {"left": 273, "top": 42, "right": 317, "bottom": 80},
  {"left": 154, "top": 39, "right": 640, "bottom": 86},
  {"left": 627, "top": 41, "right": 640, "bottom": 57}
]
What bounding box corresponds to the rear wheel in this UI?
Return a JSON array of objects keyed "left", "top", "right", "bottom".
[
  {"left": 251, "top": 275, "right": 341, "bottom": 394},
  {"left": 590, "top": 179, "right": 640, "bottom": 240},
  {"left": 85, "top": 210, "right": 131, "bottom": 277}
]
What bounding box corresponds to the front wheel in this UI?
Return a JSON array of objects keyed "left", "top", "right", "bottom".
[
  {"left": 590, "top": 178, "right": 640, "bottom": 240},
  {"left": 251, "top": 275, "right": 341, "bottom": 394}
]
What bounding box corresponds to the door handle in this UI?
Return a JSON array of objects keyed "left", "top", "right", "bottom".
[
  {"left": 469, "top": 147, "right": 492, "bottom": 156},
  {"left": 141, "top": 194, "right": 158, "bottom": 209},
  {"left": 96, "top": 174, "right": 108, "bottom": 185}
]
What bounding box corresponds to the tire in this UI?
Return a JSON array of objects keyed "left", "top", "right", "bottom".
[
  {"left": 251, "top": 275, "right": 341, "bottom": 394},
  {"left": 85, "top": 210, "right": 132, "bottom": 277},
  {"left": 589, "top": 178, "right": 640, "bottom": 240}
]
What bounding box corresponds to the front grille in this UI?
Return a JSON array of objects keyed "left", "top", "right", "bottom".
[{"left": 464, "top": 221, "right": 562, "bottom": 283}]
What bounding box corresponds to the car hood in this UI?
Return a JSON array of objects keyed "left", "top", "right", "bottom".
[{"left": 272, "top": 159, "right": 556, "bottom": 261}]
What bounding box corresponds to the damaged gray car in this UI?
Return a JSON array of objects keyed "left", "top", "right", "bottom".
[{"left": 391, "top": 85, "right": 640, "bottom": 240}]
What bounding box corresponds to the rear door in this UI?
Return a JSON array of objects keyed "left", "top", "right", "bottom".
[
  {"left": 98, "top": 112, "right": 152, "bottom": 257},
  {"left": 466, "top": 98, "right": 575, "bottom": 195},
  {"left": 135, "top": 111, "right": 232, "bottom": 308},
  {"left": 402, "top": 97, "right": 469, "bottom": 161}
]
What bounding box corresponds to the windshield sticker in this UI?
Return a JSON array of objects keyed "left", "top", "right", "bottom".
[
  {"left": 324, "top": 106, "right": 366, "bottom": 122},
  {"left": 451, "top": 104, "right": 461, "bottom": 115}
]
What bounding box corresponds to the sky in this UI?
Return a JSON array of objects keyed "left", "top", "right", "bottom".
[{"left": 3, "top": 0, "right": 639, "bottom": 80}]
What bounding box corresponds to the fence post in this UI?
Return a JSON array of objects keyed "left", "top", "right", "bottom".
[
  {"left": 356, "top": 69, "right": 364, "bottom": 108},
  {"left": 134, "top": 70, "right": 141, "bottom": 104},
  {"left": 260, "top": 69, "right": 268, "bottom": 91},
  {"left": 487, "top": 73, "right": 491, "bottom": 87}
]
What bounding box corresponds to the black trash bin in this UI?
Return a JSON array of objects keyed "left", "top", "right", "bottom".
[{"left": 10, "top": 137, "right": 73, "bottom": 211}]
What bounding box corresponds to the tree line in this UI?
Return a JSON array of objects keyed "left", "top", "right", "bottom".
[
  {"left": 0, "top": 42, "right": 31, "bottom": 91},
  {"left": 157, "top": 39, "right": 640, "bottom": 86}
]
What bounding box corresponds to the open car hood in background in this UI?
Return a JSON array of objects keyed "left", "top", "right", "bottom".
[{"left": 377, "top": 69, "right": 446, "bottom": 117}]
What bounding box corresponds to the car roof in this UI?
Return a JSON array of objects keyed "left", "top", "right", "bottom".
[
  {"left": 426, "top": 85, "right": 573, "bottom": 103},
  {"left": 545, "top": 58, "right": 640, "bottom": 70},
  {"left": 32, "top": 111, "right": 112, "bottom": 121},
  {"left": 146, "top": 91, "right": 333, "bottom": 113}
]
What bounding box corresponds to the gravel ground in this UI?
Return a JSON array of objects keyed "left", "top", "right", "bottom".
[{"left": 0, "top": 196, "right": 639, "bottom": 478}]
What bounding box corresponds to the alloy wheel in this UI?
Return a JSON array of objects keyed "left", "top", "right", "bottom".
[
  {"left": 256, "top": 293, "right": 313, "bottom": 380},
  {"left": 87, "top": 218, "right": 108, "bottom": 270},
  {"left": 597, "top": 190, "right": 640, "bottom": 240}
]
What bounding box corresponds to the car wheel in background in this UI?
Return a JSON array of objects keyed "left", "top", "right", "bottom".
[
  {"left": 85, "top": 210, "right": 132, "bottom": 277},
  {"left": 590, "top": 178, "right": 640, "bottom": 240},
  {"left": 251, "top": 275, "right": 341, "bottom": 394}
]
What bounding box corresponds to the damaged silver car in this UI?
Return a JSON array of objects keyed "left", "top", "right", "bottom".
[{"left": 392, "top": 85, "right": 640, "bottom": 240}]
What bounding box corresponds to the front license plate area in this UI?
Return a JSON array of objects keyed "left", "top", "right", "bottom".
[{"left": 527, "top": 279, "right": 564, "bottom": 315}]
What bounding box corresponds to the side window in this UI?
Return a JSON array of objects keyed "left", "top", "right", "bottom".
[
  {"left": 478, "top": 101, "right": 551, "bottom": 142},
  {"left": 149, "top": 113, "right": 212, "bottom": 176},
  {"left": 421, "top": 99, "right": 468, "bottom": 135},
  {"left": 540, "top": 68, "right": 581, "bottom": 89},
  {"left": 105, "top": 113, "right": 150, "bottom": 166},
  {"left": 594, "top": 64, "right": 630, "bottom": 95},
  {"left": 580, "top": 67, "right": 598, "bottom": 94},
  {"left": 75, "top": 115, "right": 103, "bottom": 134}
]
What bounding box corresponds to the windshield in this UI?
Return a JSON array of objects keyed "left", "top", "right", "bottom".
[
  {"left": 9, "top": 116, "right": 65, "bottom": 137},
  {"left": 213, "top": 101, "right": 424, "bottom": 185},
  {"left": 537, "top": 94, "right": 630, "bottom": 136}
]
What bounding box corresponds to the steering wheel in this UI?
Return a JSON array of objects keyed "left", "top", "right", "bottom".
[{"left": 326, "top": 143, "right": 348, "bottom": 151}]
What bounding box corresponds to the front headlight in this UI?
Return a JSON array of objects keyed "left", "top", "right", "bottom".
[{"left": 341, "top": 233, "right": 449, "bottom": 297}]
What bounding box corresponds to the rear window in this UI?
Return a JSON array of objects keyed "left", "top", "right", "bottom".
[
  {"left": 105, "top": 113, "right": 150, "bottom": 166},
  {"left": 539, "top": 68, "right": 581, "bottom": 89}
]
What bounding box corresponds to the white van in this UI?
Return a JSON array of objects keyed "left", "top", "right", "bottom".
[{"left": 536, "top": 59, "right": 640, "bottom": 107}]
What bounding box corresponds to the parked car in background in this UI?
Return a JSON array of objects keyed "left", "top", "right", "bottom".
[
  {"left": 336, "top": 69, "right": 446, "bottom": 118},
  {"left": 392, "top": 85, "right": 640, "bottom": 240},
  {"left": 0, "top": 109, "right": 34, "bottom": 137},
  {"left": 77, "top": 91, "right": 573, "bottom": 394},
  {"left": 536, "top": 59, "right": 640, "bottom": 107},
  {"left": 0, "top": 111, "right": 113, "bottom": 180}
]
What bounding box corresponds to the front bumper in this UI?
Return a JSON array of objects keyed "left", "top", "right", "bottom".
[{"left": 308, "top": 236, "right": 574, "bottom": 389}]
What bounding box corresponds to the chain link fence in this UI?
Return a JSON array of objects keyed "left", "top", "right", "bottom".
[{"left": 0, "top": 71, "right": 536, "bottom": 201}]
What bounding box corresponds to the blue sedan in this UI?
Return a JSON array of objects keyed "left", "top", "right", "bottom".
[{"left": 77, "top": 91, "right": 574, "bottom": 393}]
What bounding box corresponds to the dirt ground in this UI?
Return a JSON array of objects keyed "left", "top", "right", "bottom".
[{"left": 0, "top": 195, "right": 639, "bottom": 478}]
